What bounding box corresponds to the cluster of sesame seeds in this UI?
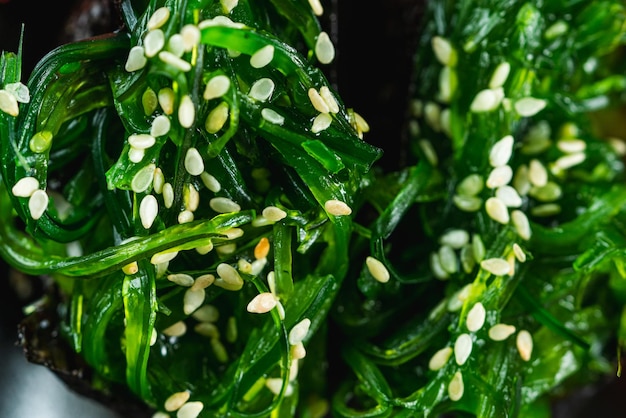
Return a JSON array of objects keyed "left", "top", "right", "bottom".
[
  {"left": 0, "top": 82, "right": 29, "bottom": 117},
  {"left": 308, "top": 86, "right": 339, "bottom": 133},
  {"left": 11, "top": 177, "right": 49, "bottom": 220}
]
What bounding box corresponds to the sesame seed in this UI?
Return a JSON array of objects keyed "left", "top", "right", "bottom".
[
  {"left": 221, "top": 0, "right": 239, "bottom": 13},
  {"left": 0, "top": 89, "right": 19, "bottom": 116},
  {"left": 128, "top": 133, "right": 156, "bottom": 149},
  {"left": 209, "top": 197, "right": 240, "bottom": 213},
  {"left": 319, "top": 86, "right": 339, "bottom": 113},
  {"left": 163, "top": 182, "right": 174, "bottom": 208},
  {"left": 261, "top": 108, "right": 284, "bottom": 125},
  {"left": 178, "top": 95, "right": 195, "bottom": 128},
  {"left": 266, "top": 378, "right": 290, "bottom": 396},
  {"left": 324, "top": 199, "right": 352, "bottom": 216},
  {"left": 486, "top": 165, "right": 513, "bottom": 189},
  {"left": 312, "top": 113, "right": 332, "bottom": 133},
  {"left": 308, "top": 88, "right": 330, "bottom": 114},
  {"left": 142, "top": 87, "right": 158, "bottom": 115},
  {"left": 198, "top": 16, "right": 245, "bottom": 30},
  {"left": 167, "top": 34, "right": 185, "bottom": 57},
  {"left": 215, "top": 244, "right": 237, "bottom": 257},
  {"left": 291, "top": 342, "right": 307, "bottom": 360},
  {"left": 180, "top": 24, "right": 201, "bottom": 51},
  {"left": 430, "top": 252, "right": 449, "bottom": 280},
  {"left": 353, "top": 111, "right": 370, "bottom": 134},
  {"left": 168, "top": 273, "right": 195, "bottom": 287},
  {"left": 485, "top": 197, "right": 510, "bottom": 224},
  {"left": 453, "top": 195, "right": 482, "bottom": 212},
  {"left": 238, "top": 258, "right": 252, "bottom": 275},
  {"left": 159, "top": 51, "right": 192, "bottom": 72},
  {"left": 529, "top": 181, "right": 562, "bottom": 202},
  {"left": 528, "top": 159, "right": 548, "bottom": 187},
  {"left": 5, "top": 81, "right": 29, "bottom": 103},
  {"left": 139, "top": 194, "right": 159, "bottom": 229},
  {"left": 28, "top": 190, "right": 48, "bottom": 220},
  {"left": 608, "top": 137, "right": 626, "bottom": 156},
  {"left": 122, "top": 261, "right": 138, "bottom": 275},
  {"left": 516, "top": 330, "right": 533, "bottom": 361},
  {"left": 489, "top": 135, "right": 514, "bottom": 167},
  {"left": 456, "top": 174, "right": 484, "bottom": 196},
  {"left": 531, "top": 203, "right": 561, "bottom": 217},
  {"left": 489, "top": 62, "right": 511, "bottom": 89},
  {"left": 513, "top": 164, "right": 531, "bottom": 196},
  {"left": 424, "top": 101, "right": 441, "bottom": 132},
  {"left": 439, "top": 229, "right": 469, "bottom": 249},
  {"left": 466, "top": 302, "right": 486, "bottom": 332},
  {"left": 211, "top": 337, "right": 229, "bottom": 363},
  {"left": 480, "top": 257, "right": 510, "bottom": 276},
  {"left": 226, "top": 316, "right": 237, "bottom": 343},
  {"left": 545, "top": 20, "right": 568, "bottom": 39},
  {"left": 249, "top": 78, "right": 275, "bottom": 102},
  {"left": 448, "top": 372, "right": 464, "bottom": 401},
  {"left": 194, "top": 323, "right": 218, "bottom": 339},
  {"left": 440, "top": 108, "right": 452, "bottom": 137},
  {"left": 254, "top": 238, "right": 271, "bottom": 260},
  {"left": 514, "top": 97, "right": 547, "bottom": 117},
  {"left": 147, "top": 6, "right": 170, "bottom": 30},
  {"left": 267, "top": 270, "right": 277, "bottom": 295},
  {"left": 469, "top": 88, "right": 503, "bottom": 113},
  {"left": 472, "top": 234, "right": 485, "bottom": 262},
  {"left": 128, "top": 147, "right": 145, "bottom": 163},
  {"left": 164, "top": 390, "right": 190, "bottom": 412},
  {"left": 495, "top": 185, "right": 523, "bottom": 208},
  {"left": 192, "top": 304, "right": 219, "bottom": 322},
  {"left": 158, "top": 88, "right": 175, "bottom": 115},
  {"left": 428, "top": 346, "right": 452, "bottom": 371},
  {"left": 289, "top": 359, "right": 299, "bottom": 381},
  {"left": 308, "top": 0, "right": 323, "bottom": 15},
  {"left": 289, "top": 318, "right": 311, "bottom": 345},
  {"left": 221, "top": 227, "right": 244, "bottom": 239},
  {"left": 315, "top": 31, "right": 335, "bottom": 64},
  {"left": 151, "top": 250, "right": 178, "bottom": 265},
  {"left": 203, "top": 75, "right": 231, "bottom": 101},
  {"left": 431, "top": 36, "right": 457, "bottom": 67},
  {"left": 217, "top": 263, "right": 244, "bottom": 287},
  {"left": 460, "top": 244, "right": 475, "bottom": 273},
  {"left": 125, "top": 46, "right": 147, "bottom": 72},
  {"left": 12, "top": 177, "right": 39, "bottom": 197},
  {"left": 195, "top": 241, "right": 214, "bottom": 255},
  {"left": 29, "top": 130, "right": 53, "bottom": 153},
  {"left": 163, "top": 321, "right": 187, "bottom": 337},
  {"left": 150, "top": 115, "right": 171, "bottom": 137},
  {"left": 438, "top": 245, "right": 458, "bottom": 274},
  {"left": 247, "top": 292, "right": 277, "bottom": 314},
  {"left": 447, "top": 284, "right": 472, "bottom": 312},
  {"left": 511, "top": 210, "right": 532, "bottom": 240},
  {"left": 144, "top": 29, "right": 165, "bottom": 57},
  {"left": 183, "top": 287, "right": 206, "bottom": 315},
  {"left": 251, "top": 258, "right": 267, "bottom": 275},
  {"left": 366, "top": 256, "right": 390, "bottom": 283},
  {"left": 152, "top": 412, "right": 169, "bottom": 418},
  {"left": 131, "top": 164, "right": 156, "bottom": 193},
  {"left": 556, "top": 138, "right": 586, "bottom": 154},
  {"left": 183, "top": 147, "right": 204, "bottom": 176},
  {"left": 177, "top": 401, "right": 204, "bottom": 418},
  {"left": 250, "top": 45, "right": 274, "bottom": 68},
  {"left": 513, "top": 243, "right": 526, "bottom": 262},
  {"left": 262, "top": 206, "right": 287, "bottom": 222},
  {"left": 488, "top": 323, "right": 516, "bottom": 341},
  {"left": 153, "top": 168, "right": 165, "bottom": 193},
  {"left": 454, "top": 333, "right": 472, "bottom": 365},
  {"left": 554, "top": 152, "right": 585, "bottom": 170},
  {"left": 418, "top": 140, "right": 438, "bottom": 166},
  {"left": 178, "top": 209, "right": 194, "bottom": 224},
  {"left": 191, "top": 274, "right": 215, "bottom": 291}
]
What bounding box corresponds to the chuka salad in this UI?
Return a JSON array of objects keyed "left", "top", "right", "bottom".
[{"left": 2, "top": 0, "right": 626, "bottom": 417}]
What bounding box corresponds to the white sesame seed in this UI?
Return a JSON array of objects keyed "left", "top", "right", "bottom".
[
  {"left": 164, "top": 390, "right": 190, "bottom": 412},
  {"left": 488, "top": 61, "right": 510, "bottom": 88},
  {"left": 250, "top": 45, "right": 274, "bottom": 68},
  {"left": 195, "top": 241, "right": 214, "bottom": 255},
  {"left": 167, "top": 34, "right": 185, "bottom": 57},
  {"left": 495, "top": 185, "right": 523, "bottom": 208},
  {"left": 183, "top": 147, "right": 204, "bottom": 176},
  {"left": 139, "top": 194, "right": 159, "bottom": 229},
  {"left": 12, "top": 177, "right": 39, "bottom": 197},
  {"left": 198, "top": 16, "right": 245, "bottom": 29},
  {"left": 266, "top": 378, "right": 291, "bottom": 396},
  {"left": 488, "top": 323, "right": 516, "bottom": 341},
  {"left": 261, "top": 108, "right": 284, "bottom": 125},
  {"left": 513, "top": 243, "right": 526, "bottom": 262},
  {"left": 556, "top": 138, "right": 586, "bottom": 154},
  {"left": 308, "top": 88, "right": 330, "bottom": 114},
  {"left": 315, "top": 31, "right": 335, "bottom": 64},
  {"left": 262, "top": 206, "right": 287, "bottom": 222},
  {"left": 29, "top": 130, "right": 53, "bottom": 153},
  {"left": 514, "top": 97, "right": 547, "bottom": 117},
  {"left": 289, "top": 318, "right": 311, "bottom": 345},
  {"left": 238, "top": 258, "right": 253, "bottom": 275},
  {"left": 221, "top": 227, "right": 244, "bottom": 240},
  {"left": 608, "top": 137, "right": 626, "bottom": 156},
  {"left": 128, "top": 147, "right": 145, "bottom": 163},
  {"left": 291, "top": 342, "right": 307, "bottom": 360},
  {"left": 424, "top": 101, "right": 441, "bottom": 132},
  {"left": 168, "top": 273, "right": 195, "bottom": 287},
  {"left": 453, "top": 195, "right": 482, "bottom": 212},
  {"left": 267, "top": 270, "right": 277, "bottom": 296},
  {"left": 178, "top": 95, "right": 195, "bottom": 128},
  {"left": 319, "top": 86, "right": 339, "bottom": 114},
  {"left": 193, "top": 304, "right": 219, "bottom": 323},
  {"left": 447, "top": 284, "right": 472, "bottom": 312},
  {"left": 528, "top": 159, "right": 548, "bottom": 187},
  {"left": 151, "top": 250, "right": 178, "bottom": 265},
  {"left": 183, "top": 287, "right": 206, "bottom": 315},
  {"left": 185, "top": 183, "right": 199, "bottom": 211},
  {"left": 531, "top": 203, "right": 561, "bottom": 217},
  {"left": 454, "top": 333, "right": 472, "bottom": 365},
  {"left": 144, "top": 29, "right": 165, "bottom": 57},
  {"left": 249, "top": 78, "right": 275, "bottom": 102},
  {"left": 470, "top": 88, "right": 502, "bottom": 113},
  {"left": 311, "top": 113, "right": 332, "bottom": 133},
  {"left": 210, "top": 197, "right": 240, "bottom": 213},
  {"left": 220, "top": 0, "right": 239, "bottom": 13},
  {"left": 308, "top": 0, "right": 323, "bottom": 15},
  {"left": 203, "top": 75, "right": 231, "bottom": 101},
  {"left": 418, "top": 140, "right": 438, "bottom": 166},
  {"left": 456, "top": 174, "right": 483, "bottom": 196},
  {"left": 529, "top": 181, "right": 562, "bottom": 202},
  {"left": 180, "top": 24, "right": 201, "bottom": 52},
  {"left": 324, "top": 199, "right": 352, "bottom": 216},
  {"left": 191, "top": 274, "right": 215, "bottom": 291},
  {"left": 438, "top": 245, "right": 458, "bottom": 274},
  {"left": 125, "top": 46, "right": 147, "bottom": 72},
  {"left": 152, "top": 412, "right": 169, "bottom": 418},
  {"left": 466, "top": 302, "right": 486, "bottom": 332},
  {"left": 554, "top": 152, "right": 585, "bottom": 170},
  {"left": 480, "top": 257, "right": 510, "bottom": 276},
  {"left": 545, "top": 20, "right": 568, "bottom": 39},
  {"left": 159, "top": 51, "right": 192, "bottom": 72},
  {"left": 163, "top": 321, "right": 187, "bottom": 337},
  {"left": 485, "top": 197, "right": 509, "bottom": 224},
  {"left": 131, "top": 164, "right": 156, "bottom": 193},
  {"left": 439, "top": 229, "right": 469, "bottom": 249},
  {"left": 205, "top": 102, "right": 229, "bottom": 134},
  {"left": 158, "top": 88, "right": 175, "bottom": 115},
  {"left": 489, "top": 135, "right": 514, "bottom": 167},
  {"left": 513, "top": 164, "right": 531, "bottom": 196},
  {"left": 128, "top": 133, "right": 156, "bottom": 149},
  {"left": 511, "top": 209, "right": 532, "bottom": 240},
  {"left": 516, "top": 330, "right": 533, "bottom": 361},
  {"left": 143, "top": 87, "right": 158, "bottom": 115},
  {"left": 431, "top": 36, "right": 457, "bottom": 67},
  {"left": 472, "top": 234, "right": 485, "bottom": 262},
  {"left": 448, "top": 371, "right": 464, "bottom": 401},
  {"left": 428, "top": 346, "right": 453, "bottom": 371},
  {"left": 150, "top": 115, "right": 170, "bottom": 138},
  {"left": 247, "top": 292, "right": 277, "bottom": 314},
  {"left": 177, "top": 401, "right": 204, "bottom": 418},
  {"left": 147, "top": 6, "right": 170, "bottom": 30},
  {"left": 163, "top": 182, "right": 174, "bottom": 208},
  {"left": 200, "top": 171, "right": 221, "bottom": 193},
  {"left": 178, "top": 209, "right": 194, "bottom": 224},
  {"left": 353, "top": 111, "right": 370, "bottom": 134},
  {"left": 438, "top": 67, "right": 456, "bottom": 104},
  {"left": 366, "top": 256, "right": 390, "bottom": 283},
  {"left": 217, "top": 263, "right": 244, "bottom": 287},
  {"left": 0, "top": 89, "right": 19, "bottom": 116},
  {"left": 430, "top": 252, "right": 449, "bottom": 280},
  {"left": 486, "top": 165, "right": 513, "bottom": 189}
]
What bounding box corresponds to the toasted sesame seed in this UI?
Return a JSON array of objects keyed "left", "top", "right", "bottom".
[
  {"left": 217, "top": 263, "right": 244, "bottom": 287},
  {"left": 608, "top": 137, "right": 626, "bottom": 156},
  {"left": 139, "top": 194, "right": 159, "bottom": 229},
  {"left": 163, "top": 321, "right": 187, "bottom": 337},
  {"left": 128, "top": 133, "right": 156, "bottom": 150},
  {"left": 12, "top": 177, "right": 39, "bottom": 197},
  {"left": 312, "top": 113, "right": 332, "bottom": 133},
  {"left": 291, "top": 342, "right": 307, "bottom": 360},
  {"left": 29, "top": 130, "right": 53, "bottom": 153},
  {"left": 431, "top": 36, "right": 457, "bottom": 67},
  {"left": 315, "top": 31, "right": 335, "bottom": 64},
  {"left": 489, "top": 135, "right": 514, "bottom": 167},
  {"left": 512, "top": 243, "right": 526, "bottom": 262},
  {"left": 424, "top": 101, "right": 441, "bottom": 132},
  {"left": 247, "top": 292, "right": 277, "bottom": 314},
  {"left": 254, "top": 238, "right": 270, "bottom": 261},
  {"left": 439, "top": 229, "right": 469, "bottom": 249},
  {"left": 183, "top": 287, "right": 206, "bottom": 315},
  {"left": 470, "top": 88, "right": 502, "bottom": 112},
  {"left": 531, "top": 203, "right": 561, "bottom": 217},
  {"left": 486, "top": 165, "right": 513, "bottom": 189},
  {"left": 289, "top": 318, "right": 311, "bottom": 345},
  {"left": 147, "top": 6, "right": 170, "bottom": 30},
  {"left": 528, "top": 159, "right": 548, "bottom": 187},
  {"left": 249, "top": 78, "right": 275, "bottom": 102},
  {"left": 418, "top": 139, "right": 438, "bottom": 166},
  {"left": 158, "top": 88, "right": 175, "bottom": 115},
  {"left": 125, "top": 46, "right": 147, "bottom": 72},
  {"left": 324, "top": 199, "right": 352, "bottom": 216},
  {"left": 454, "top": 333, "right": 472, "bottom": 365},
  {"left": 554, "top": 152, "right": 585, "bottom": 170},
  {"left": 466, "top": 302, "right": 486, "bottom": 332},
  {"left": 456, "top": 174, "right": 484, "bottom": 196},
  {"left": 151, "top": 250, "right": 178, "bottom": 265},
  {"left": 495, "top": 185, "right": 523, "bottom": 207},
  {"left": 198, "top": 15, "right": 245, "bottom": 29},
  {"left": 180, "top": 24, "right": 200, "bottom": 51},
  {"left": 131, "top": 164, "right": 156, "bottom": 193},
  {"left": 430, "top": 252, "right": 449, "bottom": 280},
  {"left": 308, "top": 0, "right": 323, "bottom": 15},
  {"left": 209, "top": 197, "right": 240, "bottom": 213},
  {"left": 203, "top": 75, "right": 231, "bottom": 101},
  {"left": 261, "top": 108, "right": 284, "bottom": 125},
  {"left": 144, "top": 29, "right": 165, "bottom": 57},
  {"left": 514, "top": 97, "right": 547, "bottom": 117},
  {"left": 438, "top": 245, "right": 458, "bottom": 274},
  {"left": 163, "top": 182, "right": 174, "bottom": 208},
  {"left": 511, "top": 210, "right": 532, "bottom": 240},
  {"left": 28, "top": 189, "right": 48, "bottom": 220},
  {"left": 516, "top": 330, "right": 533, "bottom": 361},
  {"left": 488, "top": 323, "right": 516, "bottom": 341},
  {"left": 164, "top": 390, "right": 190, "bottom": 412},
  {"left": 122, "top": 261, "right": 138, "bottom": 275},
  {"left": 0, "top": 89, "right": 19, "bottom": 116},
  {"left": 178, "top": 209, "right": 194, "bottom": 224},
  {"left": 472, "top": 234, "right": 485, "bottom": 262},
  {"left": 480, "top": 258, "right": 510, "bottom": 276},
  {"left": 448, "top": 372, "right": 464, "bottom": 401},
  {"left": 192, "top": 304, "right": 219, "bottom": 322},
  {"left": 308, "top": 88, "right": 330, "bottom": 114},
  {"left": 250, "top": 45, "right": 274, "bottom": 68},
  {"left": 177, "top": 401, "right": 204, "bottom": 418},
  {"left": 485, "top": 197, "right": 509, "bottom": 224},
  {"left": 262, "top": 206, "right": 287, "bottom": 222},
  {"left": 168, "top": 273, "right": 195, "bottom": 287},
  {"left": 366, "top": 256, "right": 390, "bottom": 283},
  {"left": 428, "top": 346, "right": 453, "bottom": 371}
]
